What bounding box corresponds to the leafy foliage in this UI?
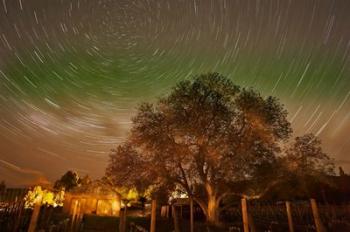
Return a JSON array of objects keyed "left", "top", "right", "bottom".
[
  {"left": 54, "top": 170, "right": 81, "bottom": 191},
  {"left": 24, "top": 186, "right": 65, "bottom": 209},
  {"left": 272, "top": 134, "right": 335, "bottom": 198},
  {"left": 283, "top": 133, "right": 335, "bottom": 176},
  {"left": 106, "top": 73, "right": 293, "bottom": 223}
]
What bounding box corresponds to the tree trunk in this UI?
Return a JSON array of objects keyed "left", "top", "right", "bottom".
[
  {"left": 172, "top": 205, "right": 180, "bottom": 232},
  {"left": 205, "top": 183, "right": 220, "bottom": 225},
  {"left": 206, "top": 195, "right": 219, "bottom": 224},
  {"left": 193, "top": 183, "right": 221, "bottom": 225}
]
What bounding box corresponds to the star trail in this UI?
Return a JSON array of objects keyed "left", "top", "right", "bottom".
[{"left": 0, "top": 0, "right": 349, "bottom": 186}]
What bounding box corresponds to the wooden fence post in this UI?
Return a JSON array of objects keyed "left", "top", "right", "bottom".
[
  {"left": 95, "top": 199, "right": 99, "bottom": 215},
  {"left": 161, "top": 206, "right": 165, "bottom": 217},
  {"left": 71, "top": 199, "right": 80, "bottom": 232},
  {"left": 14, "top": 200, "right": 24, "bottom": 232},
  {"left": 28, "top": 199, "right": 42, "bottom": 232},
  {"left": 124, "top": 206, "right": 127, "bottom": 230},
  {"left": 190, "top": 197, "right": 194, "bottom": 232},
  {"left": 165, "top": 205, "right": 169, "bottom": 218},
  {"left": 78, "top": 199, "right": 85, "bottom": 223},
  {"left": 285, "top": 201, "right": 294, "bottom": 232},
  {"left": 310, "top": 199, "right": 325, "bottom": 232},
  {"left": 248, "top": 212, "right": 256, "bottom": 232},
  {"left": 70, "top": 199, "right": 77, "bottom": 231},
  {"left": 172, "top": 205, "right": 180, "bottom": 232},
  {"left": 241, "top": 198, "right": 249, "bottom": 232},
  {"left": 119, "top": 209, "right": 125, "bottom": 232},
  {"left": 150, "top": 199, "right": 157, "bottom": 232},
  {"left": 115, "top": 195, "right": 121, "bottom": 217}
]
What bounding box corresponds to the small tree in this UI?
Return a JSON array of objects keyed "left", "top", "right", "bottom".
[
  {"left": 279, "top": 133, "right": 335, "bottom": 197},
  {"left": 73, "top": 175, "right": 93, "bottom": 193},
  {"left": 98, "top": 176, "right": 140, "bottom": 205},
  {"left": 54, "top": 171, "right": 80, "bottom": 191},
  {"left": 339, "top": 166, "right": 346, "bottom": 176},
  {"left": 284, "top": 134, "right": 334, "bottom": 175},
  {"left": 106, "top": 73, "right": 292, "bottom": 224}
]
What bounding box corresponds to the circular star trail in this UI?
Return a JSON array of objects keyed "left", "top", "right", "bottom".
[{"left": 0, "top": 0, "right": 349, "bottom": 186}]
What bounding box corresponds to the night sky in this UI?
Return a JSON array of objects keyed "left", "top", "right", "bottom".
[{"left": 0, "top": 0, "right": 349, "bottom": 187}]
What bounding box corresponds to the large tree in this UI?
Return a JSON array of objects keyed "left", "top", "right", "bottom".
[{"left": 106, "top": 73, "right": 292, "bottom": 224}]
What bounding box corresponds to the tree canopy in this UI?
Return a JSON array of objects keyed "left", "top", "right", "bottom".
[
  {"left": 269, "top": 134, "right": 335, "bottom": 199},
  {"left": 283, "top": 133, "right": 334, "bottom": 176},
  {"left": 54, "top": 170, "right": 80, "bottom": 191},
  {"left": 106, "top": 73, "right": 333, "bottom": 224}
]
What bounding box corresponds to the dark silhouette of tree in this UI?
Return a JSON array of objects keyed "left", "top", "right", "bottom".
[
  {"left": 72, "top": 174, "right": 93, "bottom": 193},
  {"left": 271, "top": 133, "right": 335, "bottom": 199},
  {"left": 339, "top": 166, "right": 346, "bottom": 176},
  {"left": 54, "top": 171, "right": 80, "bottom": 191},
  {"left": 0, "top": 180, "right": 5, "bottom": 193},
  {"left": 106, "top": 73, "right": 292, "bottom": 224},
  {"left": 283, "top": 133, "right": 334, "bottom": 176}
]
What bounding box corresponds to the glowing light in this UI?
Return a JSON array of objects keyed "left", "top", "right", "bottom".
[{"left": 24, "top": 186, "right": 65, "bottom": 209}]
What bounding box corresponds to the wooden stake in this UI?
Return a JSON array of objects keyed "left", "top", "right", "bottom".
[
  {"left": 150, "top": 199, "right": 157, "bottom": 232},
  {"left": 241, "top": 198, "right": 249, "bottom": 232},
  {"left": 161, "top": 206, "right": 166, "bottom": 217},
  {"left": 95, "top": 199, "right": 99, "bottom": 215},
  {"left": 28, "top": 200, "right": 42, "bottom": 232},
  {"left": 190, "top": 197, "right": 194, "bottom": 232},
  {"left": 119, "top": 209, "right": 125, "bottom": 232},
  {"left": 285, "top": 201, "right": 294, "bottom": 232},
  {"left": 310, "top": 199, "right": 325, "bottom": 232},
  {"left": 248, "top": 212, "right": 256, "bottom": 232},
  {"left": 70, "top": 199, "right": 79, "bottom": 232},
  {"left": 77, "top": 199, "right": 82, "bottom": 222},
  {"left": 115, "top": 195, "right": 121, "bottom": 216},
  {"left": 124, "top": 206, "right": 127, "bottom": 231},
  {"left": 172, "top": 205, "right": 180, "bottom": 232},
  {"left": 14, "top": 201, "right": 24, "bottom": 232},
  {"left": 166, "top": 205, "right": 170, "bottom": 218}
]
